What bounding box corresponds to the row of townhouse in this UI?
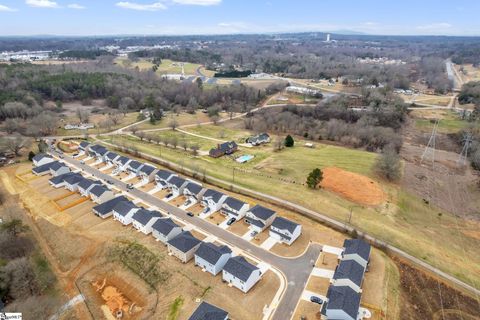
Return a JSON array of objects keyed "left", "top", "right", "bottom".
[
  {"left": 321, "top": 239, "right": 372, "bottom": 320},
  {"left": 91, "top": 195, "right": 263, "bottom": 293}
]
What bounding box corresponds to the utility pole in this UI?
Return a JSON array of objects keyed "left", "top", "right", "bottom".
[
  {"left": 232, "top": 167, "right": 236, "bottom": 183},
  {"left": 457, "top": 133, "right": 473, "bottom": 167},
  {"left": 421, "top": 119, "right": 439, "bottom": 167}
]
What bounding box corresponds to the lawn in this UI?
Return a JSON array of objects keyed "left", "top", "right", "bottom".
[
  {"left": 116, "top": 57, "right": 215, "bottom": 77},
  {"left": 55, "top": 112, "right": 140, "bottom": 136},
  {"left": 135, "top": 112, "right": 231, "bottom": 130},
  {"left": 183, "top": 124, "right": 252, "bottom": 143},
  {"left": 412, "top": 110, "right": 472, "bottom": 133},
  {"left": 97, "top": 133, "right": 480, "bottom": 289}
]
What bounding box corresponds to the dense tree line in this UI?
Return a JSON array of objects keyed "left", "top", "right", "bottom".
[
  {"left": 459, "top": 81, "right": 480, "bottom": 105},
  {"left": 58, "top": 49, "right": 112, "bottom": 60}
]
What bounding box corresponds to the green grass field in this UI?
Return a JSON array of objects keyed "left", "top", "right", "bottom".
[
  {"left": 55, "top": 112, "right": 139, "bottom": 136},
  {"left": 135, "top": 112, "right": 231, "bottom": 130},
  {"left": 183, "top": 125, "right": 251, "bottom": 143},
  {"left": 116, "top": 57, "right": 215, "bottom": 77},
  {"left": 415, "top": 117, "right": 469, "bottom": 134},
  {"left": 98, "top": 132, "right": 480, "bottom": 290}
]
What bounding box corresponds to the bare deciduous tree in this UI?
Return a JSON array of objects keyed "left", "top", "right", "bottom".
[{"left": 1, "top": 135, "right": 31, "bottom": 156}]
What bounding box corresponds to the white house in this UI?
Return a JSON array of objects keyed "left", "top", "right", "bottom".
[
  {"left": 167, "top": 176, "right": 188, "bottom": 197},
  {"left": 331, "top": 260, "right": 365, "bottom": 293},
  {"left": 188, "top": 302, "right": 228, "bottom": 320},
  {"left": 63, "top": 174, "right": 85, "bottom": 192},
  {"left": 112, "top": 201, "right": 140, "bottom": 225},
  {"left": 167, "top": 231, "right": 202, "bottom": 263},
  {"left": 222, "top": 256, "right": 261, "bottom": 293},
  {"left": 138, "top": 163, "right": 157, "bottom": 182},
  {"left": 89, "top": 185, "right": 115, "bottom": 204},
  {"left": 113, "top": 156, "right": 131, "bottom": 173},
  {"left": 32, "top": 154, "right": 54, "bottom": 167},
  {"left": 323, "top": 285, "right": 361, "bottom": 320},
  {"left": 92, "top": 196, "right": 128, "bottom": 219},
  {"left": 105, "top": 151, "right": 120, "bottom": 164},
  {"left": 245, "top": 205, "right": 277, "bottom": 233},
  {"left": 246, "top": 133, "right": 270, "bottom": 146},
  {"left": 77, "top": 141, "right": 90, "bottom": 155},
  {"left": 32, "top": 161, "right": 57, "bottom": 176},
  {"left": 88, "top": 145, "right": 108, "bottom": 161},
  {"left": 131, "top": 209, "right": 163, "bottom": 235},
  {"left": 194, "top": 242, "right": 232, "bottom": 276},
  {"left": 220, "top": 197, "right": 250, "bottom": 220},
  {"left": 269, "top": 216, "right": 302, "bottom": 245},
  {"left": 151, "top": 218, "right": 182, "bottom": 244},
  {"left": 182, "top": 182, "right": 204, "bottom": 206},
  {"left": 77, "top": 178, "right": 100, "bottom": 197},
  {"left": 126, "top": 160, "right": 143, "bottom": 175},
  {"left": 49, "top": 172, "right": 79, "bottom": 188},
  {"left": 49, "top": 162, "right": 70, "bottom": 177},
  {"left": 201, "top": 189, "right": 228, "bottom": 214},
  {"left": 340, "top": 239, "right": 371, "bottom": 269},
  {"left": 155, "top": 169, "right": 177, "bottom": 189}
]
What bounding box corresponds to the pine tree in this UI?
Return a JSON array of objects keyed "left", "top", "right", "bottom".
[
  {"left": 285, "top": 135, "right": 295, "bottom": 147},
  {"left": 306, "top": 168, "right": 323, "bottom": 189}
]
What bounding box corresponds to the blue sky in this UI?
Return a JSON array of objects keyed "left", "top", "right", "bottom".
[{"left": 0, "top": 0, "right": 478, "bottom": 36}]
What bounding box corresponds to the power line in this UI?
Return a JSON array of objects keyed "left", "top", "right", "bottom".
[
  {"left": 421, "top": 119, "right": 439, "bottom": 166},
  {"left": 457, "top": 132, "right": 473, "bottom": 167}
]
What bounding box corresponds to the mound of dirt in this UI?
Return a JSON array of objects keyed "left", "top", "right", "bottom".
[{"left": 320, "top": 167, "right": 385, "bottom": 206}]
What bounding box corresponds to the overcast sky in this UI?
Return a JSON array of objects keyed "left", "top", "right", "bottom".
[{"left": 0, "top": 0, "right": 478, "bottom": 36}]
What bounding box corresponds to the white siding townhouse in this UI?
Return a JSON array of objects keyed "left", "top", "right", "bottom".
[
  {"left": 89, "top": 185, "right": 115, "bottom": 204},
  {"left": 88, "top": 145, "right": 108, "bottom": 161},
  {"left": 112, "top": 201, "right": 140, "bottom": 225},
  {"left": 77, "top": 178, "right": 100, "bottom": 197},
  {"left": 167, "top": 176, "right": 188, "bottom": 197},
  {"left": 138, "top": 163, "right": 157, "bottom": 182},
  {"left": 188, "top": 301, "right": 228, "bottom": 320},
  {"left": 220, "top": 197, "right": 250, "bottom": 220},
  {"left": 126, "top": 160, "right": 143, "bottom": 175},
  {"left": 49, "top": 172, "right": 80, "bottom": 188},
  {"left": 113, "top": 156, "right": 131, "bottom": 173},
  {"left": 131, "top": 209, "right": 163, "bottom": 235},
  {"left": 49, "top": 161, "right": 70, "bottom": 177},
  {"left": 155, "top": 169, "right": 177, "bottom": 189},
  {"left": 92, "top": 196, "right": 128, "bottom": 219},
  {"left": 77, "top": 141, "right": 90, "bottom": 155},
  {"left": 167, "top": 231, "right": 202, "bottom": 263},
  {"left": 32, "top": 153, "right": 54, "bottom": 167},
  {"left": 322, "top": 285, "right": 361, "bottom": 320},
  {"left": 194, "top": 242, "right": 232, "bottom": 276},
  {"left": 63, "top": 174, "right": 85, "bottom": 192},
  {"left": 105, "top": 151, "right": 120, "bottom": 164},
  {"left": 182, "top": 182, "right": 204, "bottom": 206},
  {"left": 201, "top": 189, "right": 228, "bottom": 214},
  {"left": 152, "top": 218, "right": 183, "bottom": 244},
  {"left": 222, "top": 256, "right": 261, "bottom": 293},
  {"left": 269, "top": 216, "right": 302, "bottom": 245},
  {"left": 340, "top": 239, "right": 371, "bottom": 269},
  {"left": 331, "top": 260, "right": 366, "bottom": 293},
  {"left": 245, "top": 205, "right": 277, "bottom": 233},
  {"left": 32, "top": 160, "right": 58, "bottom": 176}
]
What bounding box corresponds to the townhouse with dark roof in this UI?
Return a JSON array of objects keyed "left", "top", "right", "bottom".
[
  {"left": 220, "top": 196, "right": 250, "bottom": 220},
  {"left": 138, "top": 163, "right": 157, "bottom": 182},
  {"left": 182, "top": 181, "right": 204, "bottom": 206},
  {"left": 167, "top": 231, "right": 202, "bottom": 263},
  {"left": 321, "top": 285, "right": 361, "bottom": 320},
  {"left": 331, "top": 259, "right": 366, "bottom": 293},
  {"left": 77, "top": 178, "right": 101, "bottom": 197},
  {"left": 222, "top": 256, "right": 261, "bottom": 293},
  {"left": 112, "top": 201, "right": 140, "bottom": 225},
  {"left": 131, "top": 209, "right": 163, "bottom": 235},
  {"left": 341, "top": 239, "right": 371, "bottom": 269},
  {"left": 89, "top": 185, "right": 115, "bottom": 204},
  {"left": 152, "top": 218, "right": 183, "bottom": 244},
  {"left": 245, "top": 205, "right": 277, "bottom": 233},
  {"left": 32, "top": 160, "right": 57, "bottom": 176},
  {"left": 92, "top": 196, "right": 128, "bottom": 219},
  {"left": 49, "top": 161, "right": 70, "bottom": 177},
  {"left": 188, "top": 301, "right": 228, "bottom": 320},
  {"left": 269, "top": 216, "right": 302, "bottom": 245},
  {"left": 201, "top": 189, "right": 228, "bottom": 214},
  {"left": 194, "top": 242, "right": 232, "bottom": 275},
  {"left": 167, "top": 176, "right": 188, "bottom": 197},
  {"left": 32, "top": 153, "right": 54, "bottom": 167},
  {"left": 155, "top": 169, "right": 177, "bottom": 189}
]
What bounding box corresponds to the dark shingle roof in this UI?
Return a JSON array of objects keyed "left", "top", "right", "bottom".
[
  {"left": 128, "top": 160, "right": 142, "bottom": 170},
  {"left": 223, "top": 256, "right": 258, "bottom": 282},
  {"left": 32, "top": 153, "right": 52, "bottom": 163},
  {"left": 247, "top": 218, "right": 265, "bottom": 229},
  {"left": 202, "top": 189, "right": 225, "bottom": 203},
  {"left": 106, "top": 152, "right": 119, "bottom": 160},
  {"left": 90, "top": 185, "right": 109, "bottom": 197},
  {"left": 271, "top": 216, "right": 299, "bottom": 233},
  {"left": 32, "top": 161, "right": 57, "bottom": 174},
  {"left": 222, "top": 197, "right": 247, "bottom": 211},
  {"left": 325, "top": 286, "right": 361, "bottom": 319},
  {"left": 195, "top": 242, "right": 231, "bottom": 265},
  {"left": 152, "top": 218, "right": 180, "bottom": 236},
  {"left": 63, "top": 173, "right": 84, "bottom": 185},
  {"left": 49, "top": 172, "right": 77, "bottom": 185},
  {"left": 184, "top": 182, "right": 203, "bottom": 195},
  {"left": 167, "top": 231, "right": 201, "bottom": 253},
  {"left": 49, "top": 161, "right": 66, "bottom": 171},
  {"left": 113, "top": 201, "right": 139, "bottom": 217},
  {"left": 333, "top": 260, "right": 365, "bottom": 287},
  {"left": 139, "top": 164, "right": 156, "bottom": 175},
  {"left": 93, "top": 196, "right": 128, "bottom": 216},
  {"left": 218, "top": 141, "right": 237, "bottom": 152},
  {"left": 343, "top": 239, "right": 371, "bottom": 262},
  {"left": 132, "top": 209, "right": 162, "bottom": 226},
  {"left": 248, "top": 205, "right": 276, "bottom": 221},
  {"left": 78, "top": 178, "right": 99, "bottom": 190},
  {"left": 117, "top": 156, "right": 130, "bottom": 165},
  {"left": 169, "top": 176, "right": 186, "bottom": 188},
  {"left": 156, "top": 169, "right": 175, "bottom": 181},
  {"left": 79, "top": 141, "right": 89, "bottom": 149},
  {"left": 188, "top": 301, "right": 228, "bottom": 320}
]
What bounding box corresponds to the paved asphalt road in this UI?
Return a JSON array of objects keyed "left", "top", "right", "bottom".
[{"left": 56, "top": 151, "right": 323, "bottom": 320}]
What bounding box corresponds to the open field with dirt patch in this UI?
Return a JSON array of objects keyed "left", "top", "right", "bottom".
[
  {"left": 412, "top": 109, "right": 470, "bottom": 134},
  {"left": 115, "top": 57, "right": 214, "bottom": 77},
  {"left": 135, "top": 111, "right": 234, "bottom": 130},
  {"left": 456, "top": 63, "right": 480, "bottom": 83}
]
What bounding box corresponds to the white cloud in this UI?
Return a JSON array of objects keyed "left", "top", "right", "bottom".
[
  {"left": 416, "top": 22, "right": 452, "bottom": 30},
  {"left": 172, "top": 0, "right": 221, "bottom": 5},
  {"left": 0, "top": 4, "right": 17, "bottom": 11},
  {"left": 67, "top": 3, "right": 85, "bottom": 9},
  {"left": 116, "top": 1, "right": 166, "bottom": 11},
  {"left": 26, "top": 0, "right": 59, "bottom": 8}
]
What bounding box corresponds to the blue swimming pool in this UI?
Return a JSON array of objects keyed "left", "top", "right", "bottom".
[{"left": 236, "top": 154, "right": 254, "bottom": 163}]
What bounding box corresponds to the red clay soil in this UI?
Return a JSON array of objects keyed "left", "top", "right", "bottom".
[
  {"left": 395, "top": 258, "right": 480, "bottom": 320},
  {"left": 320, "top": 167, "right": 386, "bottom": 206}
]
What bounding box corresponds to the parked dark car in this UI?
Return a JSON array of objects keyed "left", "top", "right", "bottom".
[
  {"left": 310, "top": 296, "right": 323, "bottom": 305},
  {"left": 126, "top": 184, "right": 134, "bottom": 190},
  {"left": 106, "top": 180, "right": 114, "bottom": 185},
  {"left": 226, "top": 217, "right": 236, "bottom": 225},
  {"left": 187, "top": 212, "right": 194, "bottom": 217}
]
